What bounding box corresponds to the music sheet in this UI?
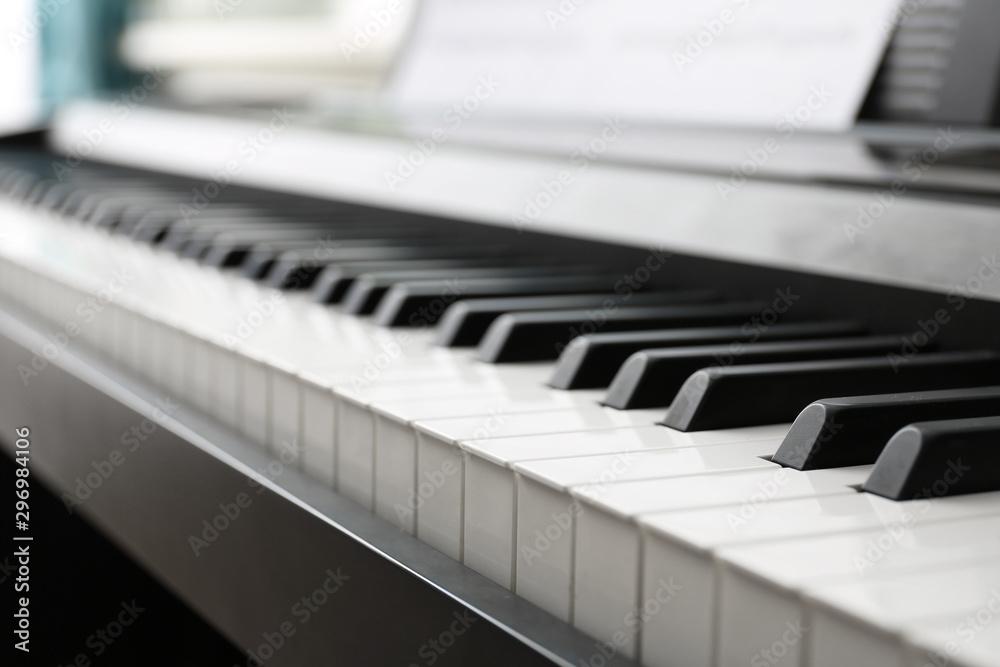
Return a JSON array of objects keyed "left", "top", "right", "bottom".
[{"left": 389, "top": 0, "right": 906, "bottom": 130}]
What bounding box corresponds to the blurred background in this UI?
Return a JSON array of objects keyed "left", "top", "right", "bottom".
[
  {"left": 2, "top": 0, "right": 999, "bottom": 138},
  {"left": 1, "top": 0, "right": 415, "bottom": 134}
]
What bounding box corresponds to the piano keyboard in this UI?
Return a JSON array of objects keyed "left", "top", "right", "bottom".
[{"left": 3, "top": 149, "right": 1000, "bottom": 667}]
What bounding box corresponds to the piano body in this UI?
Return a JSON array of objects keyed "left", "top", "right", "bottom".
[{"left": 4, "top": 2, "right": 1000, "bottom": 666}]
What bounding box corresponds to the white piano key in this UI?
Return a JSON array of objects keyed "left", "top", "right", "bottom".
[
  {"left": 550, "top": 466, "right": 869, "bottom": 660},
  {"left": 97, "top": 299, "right": 119, "bottom": 363},
  {"left": 411, "top": 426, "right": 466, "bottom": 557},
  {"left": 239, "top": 347, "right": 270, "bottom": 447},
  {"left": 270, "top": 359, "right": 300, "bottom": 456},
  {"left": 190, "top": 333, "right": 216, "bottom": 415},
  {"left": 214, "top": 344, "right": 241, "bottom": 430},
  {"left": 130, "top": 308, "right": 151, "bottom": 379},
  {"left": 375, "top": 410, "right": 421, "bottom": 534},
  {"left": 461, "top": 423, "right": 788, "bottom": 590},
  {"left": 120, "top": 302, "right": 139, "bottom": 371},
  {"left": 336, "top": 386, "right": 378, "bottom": 507},
  {"left": 122, "top": 299, "right": 147, "bottom": 374},
  {"left": 299, "top": 373, "right": 336, "bottom": 487},
  {"left": 712, "top": 499, "right": 1000, "bottom": 667},
  {"left": 100, "top": 291, "right": 120, "bottom": 357},
  {"left": 133, "top": 306, "right": 158, "bottom": 376},
  {"left": 179, "top": 326, "right": 199, "bottom": 390},
  {"left": 463, "top": 449, "right": 518, "bottom": 587},
  {"left": 515, "top": 474, "right": 580, "bottom": 623},
  {"left": 156, "top": 320, "right": 179, "bottom": 396},
  {"left": 412, "top": 407, "right": 666, "bottom": 560}
]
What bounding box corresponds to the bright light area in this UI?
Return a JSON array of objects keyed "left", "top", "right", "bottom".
[{"left": 0, "top": 0, "right": 41, "bottom": 134}]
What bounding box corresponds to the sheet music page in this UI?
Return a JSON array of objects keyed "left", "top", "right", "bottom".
[{"left": 388, "top": 0, "right": 905, "bottom": 130}]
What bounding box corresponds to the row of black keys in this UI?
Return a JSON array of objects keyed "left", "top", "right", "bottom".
[{"left": 3, "top": 157, "right": 1000, "bottom": 501}]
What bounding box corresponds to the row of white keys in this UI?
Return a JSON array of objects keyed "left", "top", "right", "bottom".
[
  {"left": 521, "top": 442, "right": 790, "bottom": 625},
  {"left": 362, "top": 390, "right": 654, "bottom": 534},
  {"left": 647, "top": 489, "right": 1000, "bottom": 667},
  {"left": 297, "top": 367, "right": 523, "bottom": 491},
  {"left": 409, "top": 405, "right": 673, "bottom": 559},
  {"left": 327, "top": 370, "right": 554, "bottom": 513},
  {"left": 459, "top": 423, "right": 789, "bottom": 591},
  {"left": 511, "top": 460, "right": 871, "bottom": 661}
]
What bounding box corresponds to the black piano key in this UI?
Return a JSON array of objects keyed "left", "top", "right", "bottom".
[
  {"left": 0, "top": 171, "right": 24, "bottom": 196},
  {"left": 73, "top": 192, "right": 154, "bottom": 225},
  {"left": 478, "top": 302, "right": 777, "bottom": 363},
  {"left": 86, "top": 195, "right": 185, "bottom": 230},
  {"left": 434, "top": 290, "right": 718, "bottom": 347},
  {"left": 124, "top": 209, "right": 184, "bottom": 242},
  {"left": 154, "top": 204, "right": 337, "bottom": 238},
  {"left": 130, "top": 208, "right": 286, "bottom": 245},
  {"left": 310, "top": 258, "right": 510, "bottom": 304},
  {"left": 194, "top": 226, "right": 410, "bottom": 265},
  {"left": 201, "top": 226, "right": 421, "bottom": 267},
  {"left": 4, "top": 173, "right": 40, "bottom": 201},
  {"left": 663, "top": 350, "right": 1000, "bottom": 432},
  {"left": 242, "top": 239, "right": 426, "bottom": 280},
  {"left": 23, "top": 179, "right": 61, "bottom": 205},
  {"left": 267, "top": 245, "right": 522, "bottom": 291},
  {"left": 558, "top": 320, "right": 868, "bottom": 392},
  {"left": 341, "top": 268, "right": 588, "bottom": 316},
  {"left": 0, "top": 168, "right": 16, "bottom": 190},
  {"left": 36, "top": 182, "right": 80, "bottom": 210},
  {"left": 250, "top": 244, "right": 498, "bottom": 285},
  {"left": 159, "top": 214, "right": 280, "bottom": 251},
  {"left": 57, "top": 188, "right": 102, "bottom": 217},
  {"left": 373, "top": 274, "right": 636, "bottom": 327},
  {"left": 184, "top": 228, "right": 348, "bottom": 261},
  {"left": 112, "top": 204, "right": 178, "bottom": 236},
  {"left": 203, "top": 238, "right": 295, "bottom": 268},
  {"left": 772, "top": 386, "right": 1000, "bottom": 470},
  {"left": 863, "top": 416, "right": 1000, "bottom": 500},
  {"left": 603, "top": 335, "right": 903, "bottom": 407}
]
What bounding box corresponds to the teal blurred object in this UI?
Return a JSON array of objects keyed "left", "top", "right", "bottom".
[{"left": 40, "top": 0, "right": 139, "bottom": 112}]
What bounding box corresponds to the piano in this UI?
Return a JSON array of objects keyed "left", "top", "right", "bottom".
[{"left": 4, "top": 2, "right": 1000, "bottom": 666}]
